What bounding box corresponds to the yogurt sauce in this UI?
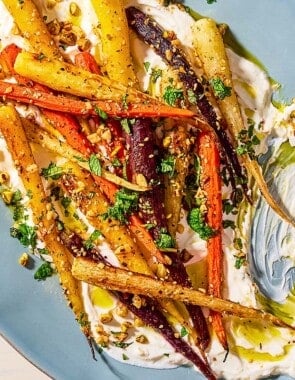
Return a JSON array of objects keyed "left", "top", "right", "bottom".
[{"left": 1, "top": 0, "right": 295, "bottom": 379}]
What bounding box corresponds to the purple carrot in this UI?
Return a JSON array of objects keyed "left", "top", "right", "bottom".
[
  {"left": 126, "top": 6, "right": 248, "bottom": 198},
  {"left": 128, "top": 118, "right": 210, "bottom": 350},
  {"left": 62, "top": 232, "right": 216, "bottom": 380}
]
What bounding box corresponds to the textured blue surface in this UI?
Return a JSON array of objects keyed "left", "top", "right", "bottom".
[{"left": 0, "top": 1, "right": 295, "bottom": 380}]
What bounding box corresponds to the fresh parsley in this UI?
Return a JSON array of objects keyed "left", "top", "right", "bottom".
[
  {"left": 236, "top": 119, "right": 260, "bottom": 159},
  {"left": 10, "top": 223, "right": 37, "bottom": 248},
  {"left": 41, "top": 162, "right": 63, "bottom": 180},
  {"left": 234, "top": 255, "right": 246, "bottom": 269},
  {"left": 120, "top": 118, "right": 135, "bottom": 134},
  {"left": 163, "top": 85, "right": 184, "bottom": 106},
  {"left": 143, "top": 61, "right": 151, "bottom": 72},
  {"left": 207, "top": 0, "right": 217, "bottom": 4},
  {"left": 34, "top": 261, "right": 54, "bottom": 281},
  {"left": 156, "top": 230, "right": 175, "bottom": 249},
  {"left": 187, "top": 89, "right": 197, "bottom": 105},
  {"left": 180, "top": 326, "right": 188, "bottom": 338},
  {"left": 89, "top": 154, "right": 102, "bottom": 176},
  {"left": 103, "top": 189, "right": 138, "bottom": 223},
  {"left": 113, "top": 341, "right": 133, "bottom": 349},
  {"left": 210, "top": 77, "right": 231, "bottom": 100},
  {"left": 150, "top": 68, "right": 163, "bottom": 83},
  {"left": 84, "top": 229, "right": 102, "bottom": 250},
  {"left": 158, "top": 155, "right": 176, "bottom": 177},
  {"left": 94, "top": 106, "right": 108, "bottom": 121},
  {"left": 187, "top": 207, "right": 215, "bottom": 240}
]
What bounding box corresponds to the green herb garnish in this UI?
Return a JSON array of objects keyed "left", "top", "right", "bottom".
[
  {"left": 158, "top": 155, "right": 176, "bottom": 177},
  {"left": 41, "top": 162, "right": 63, "bottom": 180},
  {"left": 156, "top": 230, "right": 175, "bottom": 249},
  {"left": 10, "top": 223, "right": 37, "bottom": 248},
  {"left": 84, "top": 229, "right": 102, "bottom": 249},
  {"left": 163, "top": 85, "right": 184, "bottom": 106},
  {"left": 103, "top": 188, "right": 138, "bottom": 223},
  {"left": 180, "top": 326, "right": 188, "bottom": 338},
  {"left": 236, "top": 119, "right": 260, "bottom": 158},
  {"left": 94, "top": 106, "right": 108, "bottom": 120},
  {"left": 187, "top": 207, "right": 215, "bottom": 240},
  {"left": 34, "top": 261, "right": 54, "bottom": 281},
  {"left": 210, "top": 77, "right": 231, "bottom": 100},
  {"left": 89, "top": 154, "right": 102, "bottom": 176}
]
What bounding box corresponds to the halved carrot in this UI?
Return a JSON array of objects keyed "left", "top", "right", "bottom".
[{"left": 197, "top": 131, "right": 227, "bottom": 349}]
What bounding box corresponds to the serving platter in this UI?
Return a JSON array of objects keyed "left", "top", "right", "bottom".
[{"left": 0, "top": 1, "right": 295, "bottom": 379}]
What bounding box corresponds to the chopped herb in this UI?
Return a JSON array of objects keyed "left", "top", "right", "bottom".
[
  {"left": 234, "top": 255, "right": 246, "bottom": 269},
  {"left": 122, "top": 93, "right": 129, "bottom": 109},
  {"left": 222, "top": 199, "right": 237, "bottom": 215},
  {"left": 73, "top": 155, "right": 88, "bottom": 163},
  {"left": 77, "top": 312, "right": 90, "bottom": 328},
  {"left": 143, "top": 61, "right": 151, "bottom": 72},
  {"left": 36, "top": 248, "right": 50, "bottom": 258},
  {"left": 112, "top": 158, "right": 122, "bottom": 168},
  {"left": 156, "top": 230, "right": 175, "bottom": 249},
  {"left": 57, "top": 220, "right": 64, "bottom": 231},
  {"left": 180, "top": 326, "right": 188, "bottom": 338},
  {"left": 236, "top": 119, "right": 260, "bottom": 159},
  {"left": 122, "top": 353, "right": 129, "bottom": 360},
  {"left": 10, "top": 223, "right": 37, "bottom": 248},
  {"left": 89, "top": 154, "right": 102, "bottom": 176},
  {"left": 158, "top": 155, "right": 176, "bottom": 177},
  {"left": 61, "top": 196, "right": 71, "bottom": 210},
  {"left": 210, "top": 77, "right": 231, "bottom": 100},
  {"left": 187, "top": 89, "right": 197, "bottom": 105},
  {"left": 163, "top": 353, "right": 170, "bottom": 357},
  {"left": 113, "top": 341, "right": 133, "bottom": 349},
  {"left": 94, "top": 106, "right": 108, "bottom": 121},
  {"left": 187, "top": 208, "right": 215, "bottom": 240},
  {"left": 120, "top": 118, "right": 131, "bottom": 134},
  {"left": 103, "top": 188, "right": 138, "bottom": 223},
  {"left": 223, "top": 220, "right": 236, "bottom": 229},
  {"left": 84, "top": 229, "right": 102, "bottom": 249},
  {"left": 34, "top": 261, "right": 54, "bottom": 281},
  {"left": 144, "top": 223, "right": 156, "bottom": 230},
  {"left": 41, "top": 162, "right": 63, "bottom": 180},
  {"left": 233, "top": 237, "right": 243, "bottom": 250},
  {"left": 150, "top": 68, "right": 163, "bottom": 83},
  {"left": 163, "top": 85, "right": 184, "bottom": 106},
  {"left": 207, "top": 0, "right": 217, "bottom": 3}
]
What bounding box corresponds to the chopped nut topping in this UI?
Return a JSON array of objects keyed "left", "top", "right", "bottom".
[{"left": 18, "top": 252, "right": 29, "bottom": 267}]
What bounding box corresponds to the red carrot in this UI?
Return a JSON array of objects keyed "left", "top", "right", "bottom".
[
  {"left": 0, "top": 43, "right": 21, "bottom": 75},
  {"left": 197, "top": 131, "right": 227, "bottom": 349},
  {"left": 74, "top": 52, "right": 102, "bottom": 75}
]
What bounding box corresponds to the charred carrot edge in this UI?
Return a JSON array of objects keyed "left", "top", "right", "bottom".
[{"left": 197, "top": 131, "right": 227, "bottom": 349}]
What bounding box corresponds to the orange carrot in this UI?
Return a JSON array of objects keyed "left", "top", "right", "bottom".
[
  {"left": 0, "top": 43, "right": 21, "bottom": 75},
  {"left": 0, "top": 80, "right": 195, "bottom": 119},
  {"left": 74, "top": 52, "right": 102, "bottom": 75},
  {"left": 197, "top": 131, "right": 227, "bottom": 349}
]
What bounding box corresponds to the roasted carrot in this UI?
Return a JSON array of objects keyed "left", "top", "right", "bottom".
[
  {"left": 0, "top": 43, "right": 21, "bottom": 75},
  {"left": 197, "top": 131, "right": 227, "bottom": 349},
  {"left": 0, "top": 80, "right": 195, "bottom": 119},
  {"left": 74, "top": 52, "right": 102, "bottom": 75}
]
